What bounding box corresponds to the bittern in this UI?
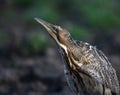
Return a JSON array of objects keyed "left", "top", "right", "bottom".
[{"left": 35, "top": 18, "right": 119, "bottom": 95}]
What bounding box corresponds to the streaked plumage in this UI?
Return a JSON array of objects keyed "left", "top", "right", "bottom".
[
  {"left": 35, "top": 18, "right": 119, "bottom": 95},
  {"left": 63, "top": 41, "right": 119, "bottom": 95}
]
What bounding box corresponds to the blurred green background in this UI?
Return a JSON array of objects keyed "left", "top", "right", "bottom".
[{"left": 0, "top": 0, "right": 120, "bottom": 95}]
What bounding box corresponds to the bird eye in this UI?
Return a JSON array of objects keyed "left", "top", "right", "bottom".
[{"left": 52, "top": 26, "right": 58, "bottom": 32}]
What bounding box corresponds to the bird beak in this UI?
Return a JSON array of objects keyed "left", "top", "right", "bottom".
[{"left": 34, "top": 18, "right": 58, "bottom": 41}]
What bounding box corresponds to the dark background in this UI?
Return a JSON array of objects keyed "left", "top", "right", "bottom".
[{"left": 0, "top": 0, "right": 120, "bottom": 95}]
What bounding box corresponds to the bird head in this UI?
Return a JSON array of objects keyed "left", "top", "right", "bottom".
[{"left": 35, "top": 18, "right": 75, "bottom": 52}]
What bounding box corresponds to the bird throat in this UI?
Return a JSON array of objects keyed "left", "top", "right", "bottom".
[
  {"left": 59, "top": 43, "right": 68, "bottom": 55},
  {"left": 59, "top": 44, "right": 82, "bottom": 70}
]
